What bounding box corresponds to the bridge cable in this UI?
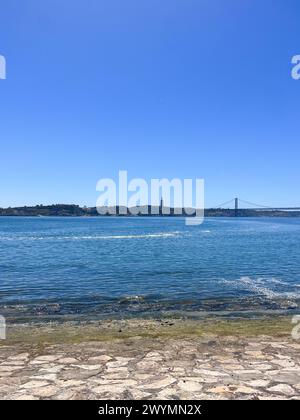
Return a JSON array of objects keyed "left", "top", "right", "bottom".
[
  {"left": 211, "top": 199, "right": 235, "bottom": 209},
  {"left": 238, "top": 199, "right": 274, "bottom": 209}
]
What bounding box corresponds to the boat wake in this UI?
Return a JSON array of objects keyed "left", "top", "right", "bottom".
[{"left": 0, "top": 232, "right": 181, "bottom": 241}]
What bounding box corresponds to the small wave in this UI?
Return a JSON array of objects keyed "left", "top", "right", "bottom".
[
  {"left": 238, "top": 276, "right": 282, "bottom": 299},
  {"left": 222, "top": 276, "right": 300, "bottom": 300},
  {"left": 118, "top": 295, "right": 145, "bottom": 304},
  {"left": 268, "top": 278, "right": 300, "bottom": 288}
]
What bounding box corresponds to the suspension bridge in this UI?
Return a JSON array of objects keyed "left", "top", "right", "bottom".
[{"left": 209, "top": 198, "right": 300, "bottom": 217}]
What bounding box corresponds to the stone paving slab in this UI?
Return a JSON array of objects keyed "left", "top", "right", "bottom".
[{"left": 1, "top": 331, "right": 300, "bottom": 400}]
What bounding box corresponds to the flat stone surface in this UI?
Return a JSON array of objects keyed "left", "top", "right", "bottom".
[
  {"left": 31, "top": 385, "right": 60, "bottom": 397},
  {"left": 267, "top": 384, "right": 295, "bottom": 396},
  {"left": 20, "top": 381, "right": 50, "bottom": 389},
  {"left": 178, "top": 380, "right": 203, "bottom": 392},
  {"left": 246, "top": 379, "right": 270, "bottom": 387},
  {"left": 88, "top": 355, "right": 112, "bottom": 363},
  {"left": 57, "top": 358, "right": 78, "bottom": 364},
  {"left": 1, "top": 331, "right": 300, "bottom": 400}
]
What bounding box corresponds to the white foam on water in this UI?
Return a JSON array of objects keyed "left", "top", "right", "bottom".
[
  {"left": 73, "top": 232, "right": 179, "bottom": 239},
  {"left": 222, "top": 276, "right": 300, "bottom": 300},
  {"left": 0, "top": 232, "right": 181, "bottom": 241},
  {"left": 268, "top": 278, "right": 300, "bottom": 288}
]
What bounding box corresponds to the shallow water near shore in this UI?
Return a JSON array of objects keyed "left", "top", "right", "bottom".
[
  {"left": 1, "top": 216, "right": 300, "bottom": 323},
  {"left": 0, "top": 316, "right": 294, "bottom": 346}
]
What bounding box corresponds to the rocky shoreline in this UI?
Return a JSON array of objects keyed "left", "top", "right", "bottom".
[{"left": 1, "top": 317, "right": 300, "bottom": 400}]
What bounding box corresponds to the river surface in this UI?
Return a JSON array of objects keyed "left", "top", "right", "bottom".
[{"left": 0, "top": 216, "right": 300, "bottom": 321}]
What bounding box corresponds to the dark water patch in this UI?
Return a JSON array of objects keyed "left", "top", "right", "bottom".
[{"left": 1, "top": 295, "right": 299, "bottom": 324}]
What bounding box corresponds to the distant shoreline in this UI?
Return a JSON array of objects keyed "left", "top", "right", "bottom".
[{"left": 1, "top": 204, "right": 300, "bottom": 217}]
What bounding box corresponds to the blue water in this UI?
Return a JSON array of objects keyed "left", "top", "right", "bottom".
[{"left": 0, "top": 217, "right": 300, "bottom": 321}]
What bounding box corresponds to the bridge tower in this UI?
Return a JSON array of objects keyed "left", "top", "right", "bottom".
[
  {"left": 159, "top": 198, "right": 163, "bottom": 215},
  {"left": 235, "top": 197, "right": 238, "bottom": 217}
]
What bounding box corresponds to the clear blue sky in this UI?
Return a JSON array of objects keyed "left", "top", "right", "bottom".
[{"left": 0, "top": 0, "right": 300, "bottom": 208}]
